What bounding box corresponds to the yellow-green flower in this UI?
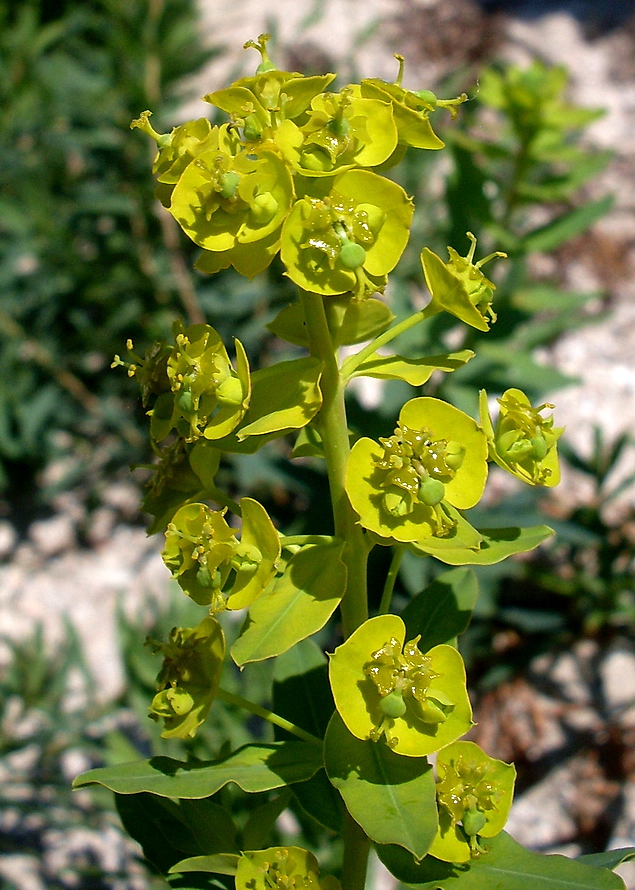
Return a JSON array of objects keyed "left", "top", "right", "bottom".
[
  {"left": 162, "top": 499, "right": 280, "bottom": 610},
  {"left": 111, "top": 337, "right": 171, "bottom": 407},
  {"left": 345, "top": 397, "right": 488, "bottom": 543},
  {"left": 280, "top": 170, "right": 413, "bottom": 298},
  {"left": 479, "top": 388, "right": 563, "bottom": 486},
  {"left": 421, "top": 232, "right": 506, "bottom": 332},
  {"left": 236, "top": 846, "right": 340, "bottom": 890},
  {"left": 205, "top": 34, "right": 335, "bottom": 147},
  {"left": 149, "top": 322, "right": 250, "bottom": 443},
  {"left": 280, "top": 88, "right": 398, "bottom": 175},
  {"left": 360, "top": 55, "right": 467, "bottom": 151},
  {"left": 329, "top": 614, "right": 473, "bottom": 757},
  {"left": 430, "top": 740, "right": 516, "bottom": 862},
  {"left": 147, "top": 615, "right": 225, "bottom": 740},
  {"left": 168, "top": 142, "right": 293, "bottom": 254}
]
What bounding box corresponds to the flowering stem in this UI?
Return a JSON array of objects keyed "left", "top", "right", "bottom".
[
  {"left": 378, "top": 545, "right": 405, "bottom": 615},
  {"left": 342, "top": 303, "right": 438, "bottom": 379},
  {"left": 216, "top": 688, "right": 323, "bottom": 749},
  {"left": 299, "top": 289, "right": 369, "bottom": 639},
  {"left": 299, "top": 289, "right": 370, "bottom": 890}
]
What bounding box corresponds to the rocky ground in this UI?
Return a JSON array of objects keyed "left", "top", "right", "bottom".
[{"left": 2, "top": 1, "right": 635, "bottom": 887}]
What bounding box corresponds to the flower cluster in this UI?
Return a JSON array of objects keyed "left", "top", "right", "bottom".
[
  {"left": 480, "top": 388, "right": 563, "bottom": 486},
  {"left": 329, "top": 615, "right": 472, "bottom": 756},
  {"left": 235, "top": 846, "right": 341, "bottom": 890},
  {"left": 162, "top": 500, "right": 280, "bottom": 610},
  {"left": 147, "top": 616, "right": 225, "bottom": 739},
  {"left": 421, "top": 232, "right": 506, "bottom": 332},
  {"left": 132, "top": 34, "right": 464, "bottom": 297},
  {"left": 431, "top": 741, "right": 516, "bottom": 862},
  {"left": 346, "top": 397, "right": 488, "bottom": 544}
]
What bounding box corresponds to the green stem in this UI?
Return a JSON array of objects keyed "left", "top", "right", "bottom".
[
  {"left": 216, "top": 688, "right": 323, "bottom": 749},
  {"left": 299, "top": 289, "right": 370, "bottom": 890},
  {"left": 378, "top": 545, "right": 405, "bottom": 615},
  {"left": 299, "top": 290, "right": 369, "bottom": 638},
  {"left": 342, "top": 303, "right": 438, "bottom": 379},
  {"left": 341, "top": 814, "right": 372, "bottom": 890}
]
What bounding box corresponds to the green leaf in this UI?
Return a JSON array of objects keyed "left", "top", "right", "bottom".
[
  {"left": 115, "top": 793, "right": 192, "bottom": 875},
  {"left": 267, "top": 301, "right": 309, "bottom": 347},
  {"left": 236, "top": 357, "right": 323, "bottom": 440},
  {"left": 410, "top": 525, "right": 554, "bottom": 565},
  {"left": 241, "top": 790, "right": 292, "bottom": 850},
  {"left": 73, "top": 741, "right": 322, "bottom": 798},
  {"left": 332, "top": 296, "right": 395, "bottom": 347},
  {"left": 344, "top": 350, "right": 473, "bottom": 385},
  {"left": 170, "top": 854, "right": 239, "bottom": 875},
  {"left": 272, "top": 638, "right": 334, "bottom": 740},
  {"left": 268, "top": 296, "right": 394, "bottom": 349},
  {"left": 231, "top": 541, "right": 347, "bottom": 666},
  {"left": 578, "top": 850, "right": 635, "bottom": 870},
  {"left": 401, "top": 568, "right": 478, "bottom": 649},
  {"left": 324, "top": 713, "right": 438, "bottom": 859},
  {"left": 378, "top": 831, "right": 626, "bottom": 889},
  {"left": 519, "top": 195, "right": 613, "bottom": 254},
  {"left": 292, "top": 768, "right": 345, "bottom": 833}
]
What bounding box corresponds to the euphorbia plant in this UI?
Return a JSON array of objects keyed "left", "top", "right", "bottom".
[{"left": 76, "top": 35, "right": 633, "bottom": 890}]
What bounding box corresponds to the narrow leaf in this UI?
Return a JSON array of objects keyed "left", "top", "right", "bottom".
[
  {"left": 520, "top": 195, "right": 613, "bottom": 254},
  {"left": 378, "top": 831, "right": 626, "bottom": 889},
  {"left": 170, "top": 854, "right": 239, "bottom": 875},
  {"left": 73, "top": 742, "right": 322, "bottom": 799},
  {"left": 345, "top": 350, "right": 474, "bottom": 385},
  {"left": 410, "top": 525, "right": 554, "bottom": 566}
]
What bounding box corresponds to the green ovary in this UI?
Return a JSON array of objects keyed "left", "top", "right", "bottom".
[
  {"left": 364, "top": 635, "right": 452, "bottom": 741},
  {"left": 300, "top": 193, "right": 379, "bottom": 272}
]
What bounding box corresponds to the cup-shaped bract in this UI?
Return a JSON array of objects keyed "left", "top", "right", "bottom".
[
  {"left": 479, "top": 388, "right": 563, "bottom": 487},
  {"left": 421, "top": 232, "right": 506, "bottom": 332},
  {"left": 162, "top": 499, "right": 279, "bottom": 610},
  {"left": 236, "top": 846, "right": 340, "bottom": 890},
  {"left": 169, "top": 141, "right": 293, "bottom": 255},
  {"left": 148, "top": 615, "right": 225, "bottom": 740},
  {"left": 430, "top": 740, "right": 516, "bottom": 862},
  {"left": 359, "top": 79, "right": 450, "bottom": 151},
  {"left": 283, "top": 89, "right": 398, "bottom": 176},
  {"left": 329, "top": 614, "right": 473, "bottom": 757},
  {"left": 149, "top": 323, "right": 251, "bottom": 443},
  {"left": 206, "top": 35, "right": 336, "bottom": 146},
  {"left": 130, "top": 111, "right": 215, "bottom": 207},
  {"left": 280, "top": 169, "right": 413, "bottom": 298},
  {"left": 346, "top": 398, "right": 488, "bottom": 543}
]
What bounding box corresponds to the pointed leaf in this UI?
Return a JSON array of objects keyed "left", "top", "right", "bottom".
[
  {"left": 410, "top": 525, "right": 554, "bottom": 565},
  {"left": 231, "top": 542, "right": 347, "bottom": 666},
  {"left": 324, "top": 713, "right": 438, "bottom": 859},
  {"left": 520, "top": 195, "right": 613, "bottom": 254},
  {"left": 344, "top": 349, "right": 474, "bottom": 385},
  {"left": 170, "top": 854, "right": 239, "bottom": 876},
  {"left": 401, "top": 568, "right": 478, "bottom": 649},
  {"left": 578, "top": 850, "right": 635, "bottom": 870},
  {"left": 73, "top": 742, "right": 322, "bottom": 798},
  {"left": 236, "top": 357, "right": 323, "bottom": 440},
  {"left": 378, "top": 831, "right": 626, "bottom": 889}
]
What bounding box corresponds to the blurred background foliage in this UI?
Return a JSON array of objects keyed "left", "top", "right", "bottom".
[{"left": 1, "top": 0, "right": 635, "bottom": 886}]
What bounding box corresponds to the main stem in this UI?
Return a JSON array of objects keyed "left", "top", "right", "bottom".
[
  {"left": 299, "top": 289, "right": 371, "bottom": 890},
  {"left": 299, "top": 290, "right": 369, "bottom": 638}
]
